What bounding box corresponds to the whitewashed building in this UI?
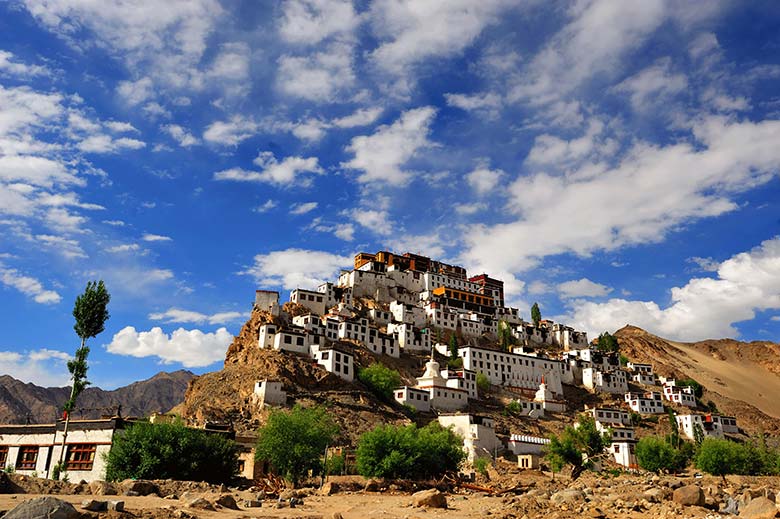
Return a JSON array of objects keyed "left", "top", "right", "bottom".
[
  {"left": 394, "top": 386, "right": 431, "bottom": 413},
  {"left": 389, "top": 301, "right": 427, "bottom": 328},
  {"left": 507, "top": 434, "right": 550, "bottom": 455},
  {"left": 414, "top": 357, "right": 469, "bottom": 411},
  {"left": 587, "top": 408, "right": 632, "bottom": 427},
  {"left": 609, "top": 440, "right": 638, "bottom": 469},
  {"left": 583, "top": 367, "right": 629, "bottom": 394},
  {"left": 290, "top": 288, "right": 327, "bottom": 316},
  {"left": 663, "top": 381, "right": 697, "bottom": 408},
  {"left": 458, "top": 346, "right": 564, "bottom": 396},
  {"left": 312, "top": 345, "right": 354, "bottom": 382},
  {"left": 438, "top": 414, "right": 502, "bottom": 462},
  {"left": 387, "top": 322, "right": 430, "bottom": 351},
  {"left": 253, "top": 380, "right": 287, "bottom": 407},
  {"left": 625, "top": 391, "right": 664, "bottom": 414},
  {"left": 254, "top": 290, "right": 280, "bottom": 316}
]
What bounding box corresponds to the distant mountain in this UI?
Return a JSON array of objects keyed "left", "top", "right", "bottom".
[{"left": 0, "top": 370, "right": 196, "bottom": 424}]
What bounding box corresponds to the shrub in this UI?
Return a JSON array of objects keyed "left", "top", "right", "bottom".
[
  {"left": 105, "top": 421, "right": 239, "bottom": 484},
  {"left": 636, "top": 436, "right": 681, "bottom": 473},
  {"left": 358, "top": 363, "right": 402, "bottom": 401},
  {"left": 696, "top": 438, "right": 746, "bottom": 479},
  {"left": 476, "top": 372, "right": 490, "bottom": 395},
  {"left": 325, "top": 453, "right": 345, "bottom": 476},
  {"left": 473, "top": 457, "right": 489, "bottom": 476},
  {"left": 505, "top": 400, "right": 522, "bottom": 417},
  {"left": 255, "top": 405, "right": 338, "bottom": 487},
  {"left": 356, "top": 422, "right": 465, "bottom": 480},
  {"left": 545, "top": 416, "right": 610, "bottom": 477},
  {"left": 596, "top": 332, "right": 619, "bottom": 353}
]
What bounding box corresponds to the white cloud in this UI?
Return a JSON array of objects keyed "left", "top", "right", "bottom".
[
  {"left": 107, "top": 326, "right": 232, "bottom": 367},
  {"left": 0, "top": 348, "right": 70, "bottom": 386},
  {"left": 290, "top": 201, "right": 318, "bottom": 215},
  {"left": 148, "top": 307, "right": 246, "bottom": 325},
  {"left": 687, "top": 256, "right": 719, "bottom": 272},
  {"left": 253, "top": 200, "right": 278, "bottom": 213},
  {"left": 342, "top": 106, "right": 436, "bottom": 186},
  {"left": 558, "top": 278, "right": 612, "bottom": 298},
  {"left": 613, "top": 58, "right": 688, "bottom": 111},
  {"left": 162, "top": 124, "right": 199, "bottom": 147},
  {"left": 771, "top": 316, "right": 780, "bottom": 322},
  {"left": 332, "top": 107, "right": 384, "bottom": 128},
  {"left": 525, "top": 119, "right": 617, "bottom": 169},
  {"left": 0, "top": 265, "right": 61, "bottom": 304},
  {"left": 102, "top": 219, "right": 125, "bottom": 226},
  {"left": 526, "top": 280, "right": 550, "bottom": 296},
  {"left": 463, "top": 116, "right": 780, "bottom": 274},
  {"left": 466, "top": 163, "right": 504, "bottom": 195},
  {"left": 277, "top": 42, "right": 355, "bottom": 102},
  {"left": 104, "top": 121, "right": 138, "bottom": 133},
  {"left": 77, "top": 134, "right": 146, "bottom": 154},
  {"left": 35, "top": 233, "right": 87, "bottom": 259},
  {"left": 279, "top": 0, "right": 360, "bottom": 45},
  {"left": 562, "top": 236, "right": 780, "bottom": 341},
  {"left": 44, "top": 207, "right": 87, "bottom": 234},
  {"left": 454, "top": 203, "right": 484, "bottom": 215},
  {"left": 0, "top": 50, "right": 49, "bottom": 77},
  {"left": 444, "top": 92, "right": 502, "bottom": 117},
  {"left": 243, "top": 248, "right": 351, "bottom": 290},
  {"left": 117, "top": 77, "right": 154, "bottom": 106},
  {"left": 142, "top": 233, "right": 172, "bottom": 242},
  {"left": 313, "top": 221, "right": 355, "bottom": 241},
  {"left": 106, "top": 243, "right": 141, "bottom": 253},
  {"left": 214, "top": 152, "right": 325, "bottom": 188},
  {"left": 203, "top": 116, "right": 258, "bottom": 146}
]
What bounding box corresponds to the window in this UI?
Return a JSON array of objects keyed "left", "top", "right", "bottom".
[
  {"left": 321, "top": 351, "right": 329, "bottom": 360},
  {"left": 16, "top": 446, "right": 38, "bottom": 470},
  {"left": 284, "top": 335, "right": 292, "bottom": 344},
  {"left": 66, "top": 444, "right": 97, "bottom": 471},
  {"left": 0, "top": 446, "right": 7, "bottom": 467}
]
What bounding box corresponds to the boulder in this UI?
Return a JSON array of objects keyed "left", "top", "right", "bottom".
[
  {"left": 550, "top": 488, "right": 586, "bottom": 505},
  {"left": 321, "top": 481, "right": 339, "bottom": 496},
  {"left": 89, "top": 480, "right": 117, "bottom": 496},
  {"left": 108, "top": 500, "right": 125, "bottom": 512},
  {"left": 643, "top": 487, "right": 671, "bottom": 503},
  {"left": 4, "top": 497, "right": 80, "bottom": 519},
  {"left": 412, "top": 489, "right": 448, "bottom": 509},
  {"left": 121, "top": 479, "right": 159, "bottom": 496},
  {"left": 215, "top": 494, "right": 239, "bottom": 510},
  {"left": 740, "top": 497, "right": 779, "bottom": 519},
  {"left": 673, "top": 485, "right": 704, "bottom": 507},
  {"left": 80, "top": 499, "right": 107, "bottom": 511},
  {"left": 243, "top": 500, "right": 262, "bottom": 508},
  {"left": 364, "top": 479, "right": 380, "bottom": 492},
  {"left": 187, "top": 497, "right": 216, "bottom": 511}
]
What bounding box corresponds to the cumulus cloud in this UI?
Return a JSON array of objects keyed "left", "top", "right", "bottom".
[
  {"left": 203, "top": 116, "right": 258, "bottom": 146},
  {"left": 162, "top": 124, "right": 199, "bottom": 147},
  {"left": 0, "top": 265, "right": 61, "bottom": 304},
  {"left": 290, "top": 201, "right": 318, "bottom": 215},
  {"left": 214, "top": 152, "right": 325, "bottom": 188},
  {"left": 278, "top": 0, "right": 360, "bottom": 45},
  {"left": 558, "top": 278, "right": 612, "bottom": 298},
  {"left": 277, "top": 42, "right": 355, "bottom": 102},
  {"left": 332, "top": 107, "right": 384, "bottom": 128},
  {"left": 148, "top": 307, "right": 246, "bottom": 325},
  {"left": 613, "top": 58, "right": 688, "bottom": 111},
  {"left": 107, "top": 326, "right": 232, "bottom": 367},
  {"left": 243, "top": 248, "right": 352, "bottom": 290},
  {"left": 445, "top": 92, "right": 502, "bottom": 117},
  {"left": 106, "top": 243, "right": 142, "bottom": 253},
  {"left": 561, "top": 237, "right": 780, "bottom": 341},
  {"left": 0, "top": 349, "right": 71, "bottom": 386},
  {"left": 342, "top": 106, "right": 436, "bottom": 186},
  {"left": 253, "top": 200, "right": 278, "bottom": 213},
  {"left": 0, "top": 50, "right": 49, "bottom": 77},
  {"left": 142, "top": 233, "right": 172, "bottom": 242},
  {"left": 466, "top": 163, "right": 505, "bottom": 195}
]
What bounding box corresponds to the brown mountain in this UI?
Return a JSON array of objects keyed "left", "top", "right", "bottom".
[
  {"left": 0, "top": 370, "right": 195, "bottom": 424},
  {"left": 615, "top": 325, "right": 780, "bottom": 434}
]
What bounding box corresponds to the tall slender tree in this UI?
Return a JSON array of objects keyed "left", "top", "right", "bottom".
[
  {"left": 55, "top": 281, "right": 110, "bottom": 475},
  {"left": 530, "top": 302, "right": 542, "bottom": 327}
]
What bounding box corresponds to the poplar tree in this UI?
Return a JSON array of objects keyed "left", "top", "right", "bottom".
[
  {"left": 531, "top": 302, "right": 542, "bottom": 327},
  {"left": 55, "top": 280, "right": 110, "bottom": 475}
]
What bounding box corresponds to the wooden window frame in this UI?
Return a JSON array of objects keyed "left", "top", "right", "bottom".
[
  {"left": 66, "top": 443, "right": 97, "bottom": 471},
  {"left": 0, "top": 446, "right": 8, "bottom": 468},
  {"left": 16, "top": 445, "right": 38, "bottom": 470}
]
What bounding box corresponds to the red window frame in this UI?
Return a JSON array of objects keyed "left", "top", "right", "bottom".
[
  {"left": 0, "top": 446, "right": 8, "bottom": 467},
  {"left": 66, "top": 443, "right": 97, "bottom": 471},
  {"left": 16, "top": 446, "right": 38, "bottom": 470}
]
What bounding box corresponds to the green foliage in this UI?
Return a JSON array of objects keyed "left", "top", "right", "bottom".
[
  {"left": 667, "top": 408, "right": 680, "bottom": 449},
  {"left": 358, "top": 363, "right": 402, "bottom": 401},
  {"left": 505, "top": 400, "right": 522, "bottom": 417},
  {"left": 635, "top": 436, "right": 690, "bottom": 473},
  {"left": 105, "top": 421, "right": 239, "bottom": 484},
  {"left": 325, "top": 453, "right": 345, "bottom": 476},
  {"left": 447, "top": 357, "right": 463, "bottom": 369},
  {"left": 497, "top": 320, "right": 514, "bottom": 351},
  {"left": 65, "top": 280, "right": 110, "bottom": 414},
  {"left": 695, "top": 438, "right": 748, "bottom": 478},
  {"left": 545, "top": 416, "right": 610, "bottom": 474},
  {"left": 3, "top": 465, "right": 14, "bottom": 474},
  {"left": 476, "top": 372, "right": 490, "bottom": 395},
  {"left": 677, "top": 378, "right": 703, "bottom": 399},
  {"left": 355, "top": 422, "right": 466, "bottom": 480},
  {"left": 596, "top": 332, "right": 619, "bottom": 353},
  {"left": 706, "top": 400, "right": 719, "bottom": 413},
  {"left": 255, "top": 405, "right": 338, "bottom": 486},
  {"left": 693, "top": 423, "right": 705, "bottom": 446},
  {"left": 530, "top": 303, "right": 542, "bottom": 327},
  {"left": 473, "top": 457, "right": 489, "bottom": 476},
  {"left": 51, "top": 462, "right": 65, "bottom": 481},
  {"left": 629, "top": 412, "right": 642, "bottom": 426},
  {"left": 448, "top": 334, "right": 459, "bottom": 360}
]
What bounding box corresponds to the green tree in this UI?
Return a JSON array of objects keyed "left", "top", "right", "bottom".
[
  {"left": 667, "top": 408, "right": 680, "bottom": 449},
  {"left": 476, "top": 372, "right": 490, "bottom": 395},
  {"left": 530, "top": 303, "right": 541, "bottom": 327},
  {"left": 635, "top": 436, "right": 679, "bottom": 473},
  {"left": 596, "top": 332, "right": 619, "bottom": 353},
  {"left": 255, "top": 405, "right": 338, "bottom": 487},
  {"left": 57, "top": 280, "right": 110, "bottom": 474},
  {"left": 355, "top": 422, "right": 465, "bottom": 480},
  {"left": 105, "top": 421, "right": 238, "bottom": 484},
  {"left": 358, "top": 363, "right": 402, "bottom": 401},
  {"left": 545, "top": 415, "right": 609, "bottom": 478},
  {"left": 695, "top": 438, "right": 747, "bottom": 481},
  {"left": 448, "top": 334, "right": 459, "bottom": 360},
  {"left": 546, "top": 433, "right": 582, "bottom": 475},
  {"left": 693, "top": 423, "right": 705, "bottom": 447},
  {"left": 497, "top": 320, "right": 514, "bottom": 351}
]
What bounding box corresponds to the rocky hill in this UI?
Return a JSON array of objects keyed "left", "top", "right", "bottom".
[
  {"left": 0, "top": 370, "right": 195, "bottom": 424},
  {"left": 615, "top": 325, "right": 780, "bottom": 434}
]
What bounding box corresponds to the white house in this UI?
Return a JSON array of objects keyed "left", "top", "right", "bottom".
[
  {"left": 507, "top": 434, "right": 550, "bottom": 455},
  {"left": 675, "top": 413, "right": 724, "bottom": 440},
  {"left": 458, "top": 346, "right": 564, "bottom": 396},
  {"left": 609, "top": 440, "right": 638, "bottom": 469},
  {"left": 387, "top": 322, "right": 430, "bottom": 351},
  {"left": 389, "top": 301, "right": 427, "bottom": 328},
  {"left": 441, "top": 368, "right": 478, "bottom": 399},
  {"left": 368, "top": 308, "right": 392, "bottom": 326},
  {"left": 254, "top": 290, "right": 280, "bottom": 316},
  {"left": 509, "top": 399, "right": 544, "bottom": 418},
  {"left": 394, "top": 386, "right": 431, "bottom": 413},
  {"left": 290, "top": 288, "right": 327, "bottom": 316},
  {"left": 663, "top": 381, "right": 697, "bottom": 408},
  {"left": 624, "top": 391, "right": 664, "bottom": 414},
  {"left": 534, "top": 379, "right": 566, "bottom": 412},
  {"left": 438, "top": 414, "right": 502, "bottom": 462},
  {"left": 253, "top": 380, "right": 286, "bottom": 407},
  {"left": 312, "top": 345, "right": 354, "bottom": 382},
  {"left": 414, "top": 356, "right": 469, "bottom": 411},
  {"left": 583, "top": 367, "right": 628, "bottom": 394},
  {"left": 587, "top": 408, "right": 632, "bottom": 428}
]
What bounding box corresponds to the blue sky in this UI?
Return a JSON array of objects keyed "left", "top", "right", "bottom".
[{"left": 1, "top": 0, "right": 779, "bottom": 389}]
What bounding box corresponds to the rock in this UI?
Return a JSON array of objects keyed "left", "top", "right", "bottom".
[
  {"left": 215, "top": 494, "right": 239, "bottom": 510},
  {"left": 331, "top": 513, "right": 344, "bottom": 519},
  {"left": 125, "top": 490, "right": 140, "bottom": 497},
  {"left": 550, "top": 489, "right": 585, "bottom": 506},
  {"left": 4, "top": 497, "right": 80, "bottom": 519},
  {"left": 321, "top": 481, "right": 339, "bottom": 495},
  {"left": 587, "top": 507, "right": 605, "bottom": 518},
  {"left": 280, "top": 490, "right": 297, "bottom": 500},
  {"left": 412, "top": 489, "right": 448, "bottom": 509},
  {"left": 121, "top": 479, "right": 159, "bottom": 496},
  {"left": 643, "top": 487, "right": 671, "bottom": 503},
  {"left": 81, "top": 499, "right": 107, "bottom": 511},
  {"left": 88, "top": 480, "right": 117, "bottom": 496},
  {"left": 673, "top": 485, "right": 704, "bottom": 507},
  {"left": 108, "top": 500, "right": 125, "bottom": 512},
  {"left": 740, "top": 496, "right": 779, "bottom": 519},
  {"left": 244, "top": 499, "right": 262, "bottom": 508},
  {"left": 364, "top": 479, "right": 380, "bottom": 492},
  {"left": 256, "top": 490, "right": 266, "bottom": 500},
  {"left": 187, "top": 497, "right": 216, "bottom": 511},
  {"left": 720, "top": 495, "right": 740, "bottom": 515}
]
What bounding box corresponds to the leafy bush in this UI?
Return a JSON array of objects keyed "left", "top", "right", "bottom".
[
  {"left": 596, "top": 332, "right": 619, "bottom": 353},
  {"left": 505, "top": 400, "right": 522, "bottom": 417},
  {"left": 696, "top": 438, "right": 748, "bottom": 479},
  {"left": 677, "top": 378, "right": 703, "bottom": 399},
  {"left": 545, "top": 416, "right": 610, "bottom": 477},
  {"left": 325, "top": 453, "right": 345, "bottom": 476},
  {"left": 635, "top": 436, "right": 689, "bottom": 473},
  {"left": 476, "top": 372, "right": 490, "bottom": 395},
  {"left": 356, "top": 422, "right": 465, "bottom": 480},
  {"left": 358, "top": 363, "right": 402, "bottom": 401},
  {"left": 473, "top": 457, "right": 489, "bottom": 476},
  {"left": 105, "top": 421, "right": 239, "bottom": 484},
  {"left": 255, "top": 405, "right": 338, "bottom": 487}
]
